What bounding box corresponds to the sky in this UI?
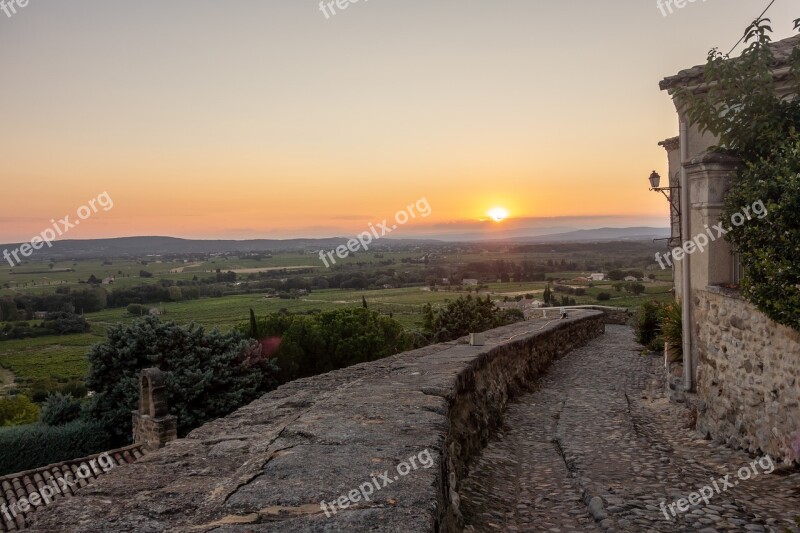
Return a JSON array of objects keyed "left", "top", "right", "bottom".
[{"left": 1, "top": 0, "right": 798, "bottom": 242}]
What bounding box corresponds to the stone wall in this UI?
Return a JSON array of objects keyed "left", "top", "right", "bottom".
[
  {"left": 694, "top": 287, "right": 800, "bottom": 466},
  {"left": 28, "top": 311, "right": 605, "bottom": 533}
]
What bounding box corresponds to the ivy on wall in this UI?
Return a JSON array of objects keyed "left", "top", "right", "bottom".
[{"left": 676, "top": 17, "right": 800, "bottom": 331}]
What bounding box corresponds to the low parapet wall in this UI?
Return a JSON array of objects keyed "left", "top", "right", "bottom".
[
  {"left": 28, "top": 311, "right": 605, "bottom": 533},
  {"left": 531, "top": 305, "right": 632, "bottom": 325}
]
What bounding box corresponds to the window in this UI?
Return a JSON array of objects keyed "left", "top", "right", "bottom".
[{"left": 732, "top": 250, "right": 744, "bottom": 286}]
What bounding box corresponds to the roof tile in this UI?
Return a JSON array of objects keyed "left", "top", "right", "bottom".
[{"left": 0, "top": 443, "right": 145, "bottom": 532}]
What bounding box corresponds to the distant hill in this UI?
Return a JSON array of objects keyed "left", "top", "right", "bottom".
[
  {"left": 0, "top": 236, "right": 345, "bottom": 259},
  {"left": 505, "top": 227, "right": 670, "bottom": 243},
  {"left": 0, "top": 228, "right": 670, "bottom": 259},
  {"left": 0, "top": 236, "right": 442, "bottom": 260}
]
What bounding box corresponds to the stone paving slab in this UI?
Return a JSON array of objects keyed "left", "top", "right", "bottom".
[{"left": 460, "top": 325, "right": 800, "bottom": 533}]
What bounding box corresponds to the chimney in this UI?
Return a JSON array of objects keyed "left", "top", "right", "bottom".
[{"left": 132, "top": 368, "right": 177, "bottom": 451}]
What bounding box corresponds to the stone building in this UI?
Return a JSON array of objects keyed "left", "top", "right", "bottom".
[{"left": 658, "top": 34, "right": 800, "bottom": 465}]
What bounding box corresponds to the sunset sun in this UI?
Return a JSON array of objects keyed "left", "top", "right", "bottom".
[{"left": 488, "top": 207, "right": 509, "bottom": 222}]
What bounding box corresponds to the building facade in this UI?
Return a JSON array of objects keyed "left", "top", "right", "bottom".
[{"left": 659, "top": 34, "right": 800, "bottom": 465}]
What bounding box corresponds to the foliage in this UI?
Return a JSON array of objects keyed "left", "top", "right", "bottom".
[
  {"left": 0, "top": 395, "right": 40, "bottom": 427},
  {"left": 723, "top": 145, "right": 800, "bottom": 330},
  {"left": 0, "top": 298, "right": 25, "bottom": 321},
  {"left": 244, "top": 307, "right": 411, "bottom": 383},
  {"left": 635, "top": 300, "right": 665, "bottom": 352},
  {"left": 41, "top": 311, "right": 91, "bottom": 334},
  {"left": 127, "top": 303, "right": 148, "bottom": 316},
  {"left": 4, "top": 288, "right": 107, "bottom": 317},
  {"left": 676, "top": 18, "right": 800, "bottom": 330},
  {"left": 629, "top": 283, "right": 646, "bottom": 295},
  {"left": 543, "top": 284, "right": 553, "bottom": 306},
  {"left": 0, "top": 310, "right": 93, "bottom": 341},
  {"left": 0, "top": 420, "right": 111, "bottom": 476},
  {"left": 25, "top": 378, "right": 88, "bottom": 403},
  {"left": 422, "top": 295, "right": 524, "bottom": 343},
  {"left": 499, "top": 308, "right": 525, "bottom": 323},
  {"left": 597, "top": 292, "right": 612, "bottom": 302},
  {"left": 660, "top": 301, "right": 683, "bottom": 356},
  {"left": 676, "top": 18, "right": 800, "bottom": 161},
  {"left": 84, "top": 316, "right": 280, "bottom": 443},
  {"left": 61, "top": 379, "right": 89, "bottom": 399},
  {"left": 41, "top": 392, "right": 82, "bottom": 426}
]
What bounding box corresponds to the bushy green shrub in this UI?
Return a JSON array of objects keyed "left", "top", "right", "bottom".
[
  {"left": 661, "top": 301, "right": 683, "bottom": 357},
  {"left": 60, "top": 380, "right": 88, "bottom": 399},
  {"left": 0, "top": 395, "right": 40, "bottom": 427},
  {"left": 0, "top": 420, "right": 111, "bottom": 476},
  {"left": 245, "top": 307, "right": 412, "bottom": 383},
  {"left": 422, "top": 295, "right": 523, "bottom": 343},
  {"left": 126, "top": 303, "right": 147, "bottom": 316},
  {"left": 597, "top": 293, "right": 612, "bottom": 302},
  {"left": 635, "top": 300, "right": 665, "bottom": 352},
  {"left": 499, "top": 308, "right": 525, "bottom": 324},
  {"left": 41, "top": 312, "right": 91, "bottom": 334},
  {"left": 25, "top": 379, "right": 87, "bottom": 402},
  {"left": 41, "top": 393, "right": 82, "bottom": 426}
]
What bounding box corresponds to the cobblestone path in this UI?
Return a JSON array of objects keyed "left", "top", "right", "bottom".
[{"left": 460, "top": 325, "right": 800, "bottom": 533}]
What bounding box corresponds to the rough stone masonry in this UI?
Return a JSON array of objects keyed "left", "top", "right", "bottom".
[{"left": 27, "top": 311, "right": 606, "bottom": 532}]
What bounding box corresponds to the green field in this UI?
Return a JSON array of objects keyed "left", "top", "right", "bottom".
[
  {"left": 0, "top": 333, "right": 100, "bottom": 384},
  {"left": 0, "top": 281, "right": 673, "bottom": 387},
  {"left": 0, "top": 246, "right": 674, "bottom": 391}
]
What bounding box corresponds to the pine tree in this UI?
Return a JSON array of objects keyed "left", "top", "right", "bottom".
[
  {"left": 248, "top": 307, "right": 259, "bottom": 338},
  {"left": 85, "top": 316, "right": 279, "bottom": 444}
]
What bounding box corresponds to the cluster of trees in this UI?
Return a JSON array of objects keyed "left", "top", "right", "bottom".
[
  {"left": 447, "top": 260, "right": 549, "bottom": 283},
  {"left": 612, "top": 282, "right": 647, "bottom": 295},
  {"left": 243, "top": 308, "right": 412, "bottom": 383},
  {"left": 543, "top": 285, "right": 578, "bottom": 307},
  {"left": 0, "top": 390, "right": 105, "bottom": 476},
  {"left": 1, "top": 289, "right": 107, "bottom": 319},
  {"left": 422, "top": 295, "right": 525, "bottom": 343},
  {"left": 0, "top": 271, "right": 250, "bottom": 320},
  {"left": 0, "top": 311, "right": 90, "bottom": 340},
  {"left": 554, "top": 285, "right": 587, "bottom": 296},
  {"left": 0, "top": 419, "right": 111, "bottom": 476},
  {"left": 106, "top": 282, "right": 200, "bottom": 307}
]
